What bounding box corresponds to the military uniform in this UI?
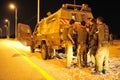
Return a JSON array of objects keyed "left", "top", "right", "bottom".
[
  {"left": 61, "top": 25, "right": 76, "bottom": 68},
  {"left": 95, "top": 23, "right": 109, "bottom": 74},
  {"left": 76, "top": 23, "right": 88, "bottom": 67},
  {"left": 88, "top": 23, "right": 98, "bottom": 66}
]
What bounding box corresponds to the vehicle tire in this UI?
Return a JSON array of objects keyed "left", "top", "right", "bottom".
[{"left": 41, "top": 42, "right": 48, "bottom": 60}]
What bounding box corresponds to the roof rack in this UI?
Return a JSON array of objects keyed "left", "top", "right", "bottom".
[
  {"left": 62, "top": 3, "right": 91, "bottom": 12},
  {"left": 62, "top": 4, "right": 82, "bottom": 10}
]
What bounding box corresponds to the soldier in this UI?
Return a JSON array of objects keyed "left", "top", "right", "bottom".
[
  {"left": 88, "top": 19, "right": 98, "bottom": 67},
  {"left": 66, "top": 19, "right": 77, "bottom": 69},
  {"left": 95, "top": 17, "right": 109, "bottom": 74},
  {"left": 76, "top": 20, "right": 89, "bottom": 68},
  {"left": 109, "top": 33, "right": 113, "bottom": 45}
]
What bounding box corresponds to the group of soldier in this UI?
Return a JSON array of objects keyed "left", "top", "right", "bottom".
[{"left": 65, "top": 16, "right": 109, "bottom": 75}]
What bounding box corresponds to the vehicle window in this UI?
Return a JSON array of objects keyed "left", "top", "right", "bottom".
[
  {"left": 20, "top": 26, "right": 30, "bottom": 33},
  {"left": 72, "top": 13, "right": 76, "bottom": 20},
  {"left": 46, "top": 15, "right": 56, "bottom": 24}
]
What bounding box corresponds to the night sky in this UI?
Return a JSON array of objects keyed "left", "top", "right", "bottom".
[{"left": 0, "top": 0, "right": 120, "bottom": 38}]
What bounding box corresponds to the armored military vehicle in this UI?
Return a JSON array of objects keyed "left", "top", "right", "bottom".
[{"left": 18, "top": 4, "right": 93, "bottom": 60}]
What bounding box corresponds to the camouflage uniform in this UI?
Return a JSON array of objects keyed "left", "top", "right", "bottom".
[{"left": 95, "top": 18, "right": 109, "bottom": 74}]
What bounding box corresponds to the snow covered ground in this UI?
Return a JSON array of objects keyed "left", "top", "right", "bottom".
[
  {"left": 2, "top": 39, "right": 120, "bottom": 80},
  {"left": 15, "top": 39, "right": 120, "bottom": 80},
  {"left": 45, "top": 40, "right": 120, "bottom": 80}
]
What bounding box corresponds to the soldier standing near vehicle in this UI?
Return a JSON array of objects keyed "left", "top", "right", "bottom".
[
  {"left": 88, "top": 19, "right": 98, "bottom": 67},
  {"left": 76, "top": 20, "right": 89, "bottom": 68},
  {"left": 95, "top": 17, "right": 109, "bottom": 74},
  {"left": 66, "top": 19, "right": 77, "bottom": 69},
  {"left": 109, "top": 33, "right": 113, "bottom": 45}
]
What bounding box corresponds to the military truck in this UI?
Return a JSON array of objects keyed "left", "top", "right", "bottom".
[{"left": 18, "top": 4, "right": 93, "bottom": 60}]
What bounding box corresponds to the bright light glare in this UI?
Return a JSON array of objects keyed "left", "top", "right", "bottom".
[
  {"left": 4, "top": 39, "right": 30, "bottom": 52},
  {"left": 9, "top": 4, "right": 15, "bottom": 9},
  {"left": 5, "top": 19, "right": 9, "bottom": 22}
]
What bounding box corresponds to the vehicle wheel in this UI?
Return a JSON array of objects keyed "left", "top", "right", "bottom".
[{"left": 41, "top": 42, "right": 48, "bottom": 60}]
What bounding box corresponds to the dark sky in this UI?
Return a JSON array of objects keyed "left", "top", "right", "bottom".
[{"left": 0, "top": 0, "right": 120, "bottom": 37}]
